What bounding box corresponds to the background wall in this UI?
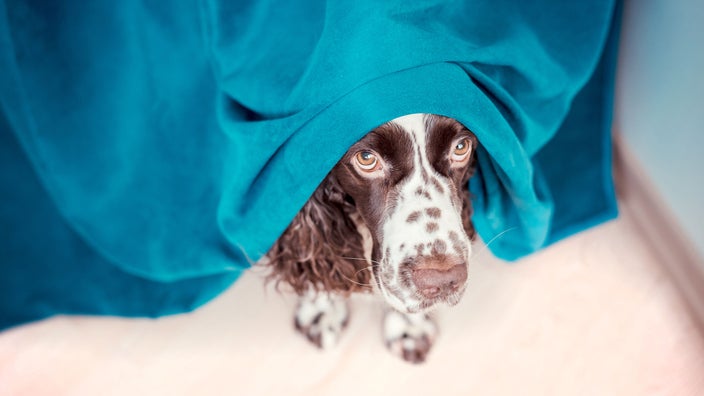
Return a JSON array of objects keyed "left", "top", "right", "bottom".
[{"left": 615, "top": 0, "right": 704, "bottom": 260}]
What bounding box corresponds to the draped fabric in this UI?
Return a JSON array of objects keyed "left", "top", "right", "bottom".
[{"left": 0, "top": 0, "right": 620, "bottom": 329}]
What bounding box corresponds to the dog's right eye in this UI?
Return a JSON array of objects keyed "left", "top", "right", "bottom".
[
  {"left": 450, "top": 138, "right": 472, "bottom": 165},
  {"left": 354, "top": 151, "right": 379, "bottom": 172}
]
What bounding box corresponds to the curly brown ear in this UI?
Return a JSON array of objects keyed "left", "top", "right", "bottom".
[{"left": 264, "top": 174, "right": 371, "bottom": 295}]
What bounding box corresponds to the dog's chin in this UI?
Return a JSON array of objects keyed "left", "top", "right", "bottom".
[
  {"left": 407, "top": 289, "right": 466, "bottom": 314},
  {"left": 416, "top": 289, "right": 466, "bottom": 312},
  {"left": 378, "top": 280, "right": 468, "bottom": 314}
]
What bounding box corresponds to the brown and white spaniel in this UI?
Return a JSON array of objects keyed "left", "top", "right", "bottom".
[{"left": 264, "top": 113, "right": 478, "bottom": 363}]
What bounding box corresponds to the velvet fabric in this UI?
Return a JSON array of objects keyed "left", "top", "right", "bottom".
[{"left": 0, "top": 0, "right": 620, "bottom": 329}]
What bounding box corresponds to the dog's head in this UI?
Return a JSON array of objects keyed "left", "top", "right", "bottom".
[{"left": 266, "top": 114, "right": 477, "bottom": 313}]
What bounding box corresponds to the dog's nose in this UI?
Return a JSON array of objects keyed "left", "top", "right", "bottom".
[{"left": 411, "top": 256, "right": 467, "bottom": 298}]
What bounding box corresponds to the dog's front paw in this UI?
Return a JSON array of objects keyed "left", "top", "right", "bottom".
[
  {"left": 383, "top": 310, "right": 438, "bottom": 364},
  {"left": 294, "top": 292, "right": 349, "bottom": 350}
]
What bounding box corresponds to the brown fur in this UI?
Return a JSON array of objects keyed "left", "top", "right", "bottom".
[{"left": 265, "top": 174, "right": 372, "bottom": 295}]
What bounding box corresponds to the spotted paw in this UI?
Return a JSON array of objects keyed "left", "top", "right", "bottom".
[
  {"left": 383, "top": 310, "right": 438, "bottom": 364},
  {"left": 294, "top": 292, "right": 350, "bottom": 350}
]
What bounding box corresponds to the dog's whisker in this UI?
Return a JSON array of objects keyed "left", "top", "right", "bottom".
[
  {"left": 339, "top": 256, "right": 383, "bottom": 266},
  {"left": 337, "top": 271, "right": 375, "bottom": 288},
  {"left": 354, "top": 265, "right": 375, "bottom": 276},
  {"left": 335, "top": 258, "right": 380, "bottom": 288},
  {"left": 472, "top": 227, "right": 518, "bottom": 261}
]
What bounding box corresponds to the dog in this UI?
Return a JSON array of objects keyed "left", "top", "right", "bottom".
[{"left": 264, "top": 113, "right": 478, "bottom": 363}]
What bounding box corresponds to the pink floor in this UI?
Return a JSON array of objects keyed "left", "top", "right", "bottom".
[{"left": 1, "top": 204, "right": 703, "bottom": 395}]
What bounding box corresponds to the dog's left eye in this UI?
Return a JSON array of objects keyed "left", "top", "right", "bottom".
[
  {"left": 451, "top": 138, "right": 472, "bottom": 162},
  {"left": 354, "top": 150, "right": 380, "bottom": 172}
]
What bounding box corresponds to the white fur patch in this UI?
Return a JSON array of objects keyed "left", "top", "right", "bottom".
[
  {"left": 376, "top": 114, "right": 472, "bottom": 313},
  {"left": 295, "top": 291, "right": 349, "bottom": 350},
  {"left": 383, "top": 309, "right": 438, "bottom": 364}
]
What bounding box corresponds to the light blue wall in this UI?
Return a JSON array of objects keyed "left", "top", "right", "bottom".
[{"left": 615, "top": 0, "right": 704, "bottom": 259}]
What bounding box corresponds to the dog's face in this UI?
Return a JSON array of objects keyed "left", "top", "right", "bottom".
[{"left": 331, "top": 114, "right": 477, "bottom": 313}]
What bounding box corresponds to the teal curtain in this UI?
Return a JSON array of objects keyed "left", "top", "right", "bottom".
[{"left": 0, "top": 0, "right": 620, "bottom": 329}]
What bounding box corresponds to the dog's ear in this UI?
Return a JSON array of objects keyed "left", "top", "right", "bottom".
[{"left": 265, "top": 174, "right": 371, "bottom": 295}]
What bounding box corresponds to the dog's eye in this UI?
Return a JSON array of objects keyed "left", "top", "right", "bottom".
[
  {"left": 354, "top": 151, "right": 379, "bottom": 171},
  {"left": 451, "top": 138, "right": 472, "bottom": 162}
]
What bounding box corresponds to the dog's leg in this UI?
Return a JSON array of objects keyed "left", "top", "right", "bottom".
[
  {"left": 383, "top": 309, "right": 438, "bottom": 364},
  {"left": 294, "top": 291, "right": 350, "bottom": 349}
]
